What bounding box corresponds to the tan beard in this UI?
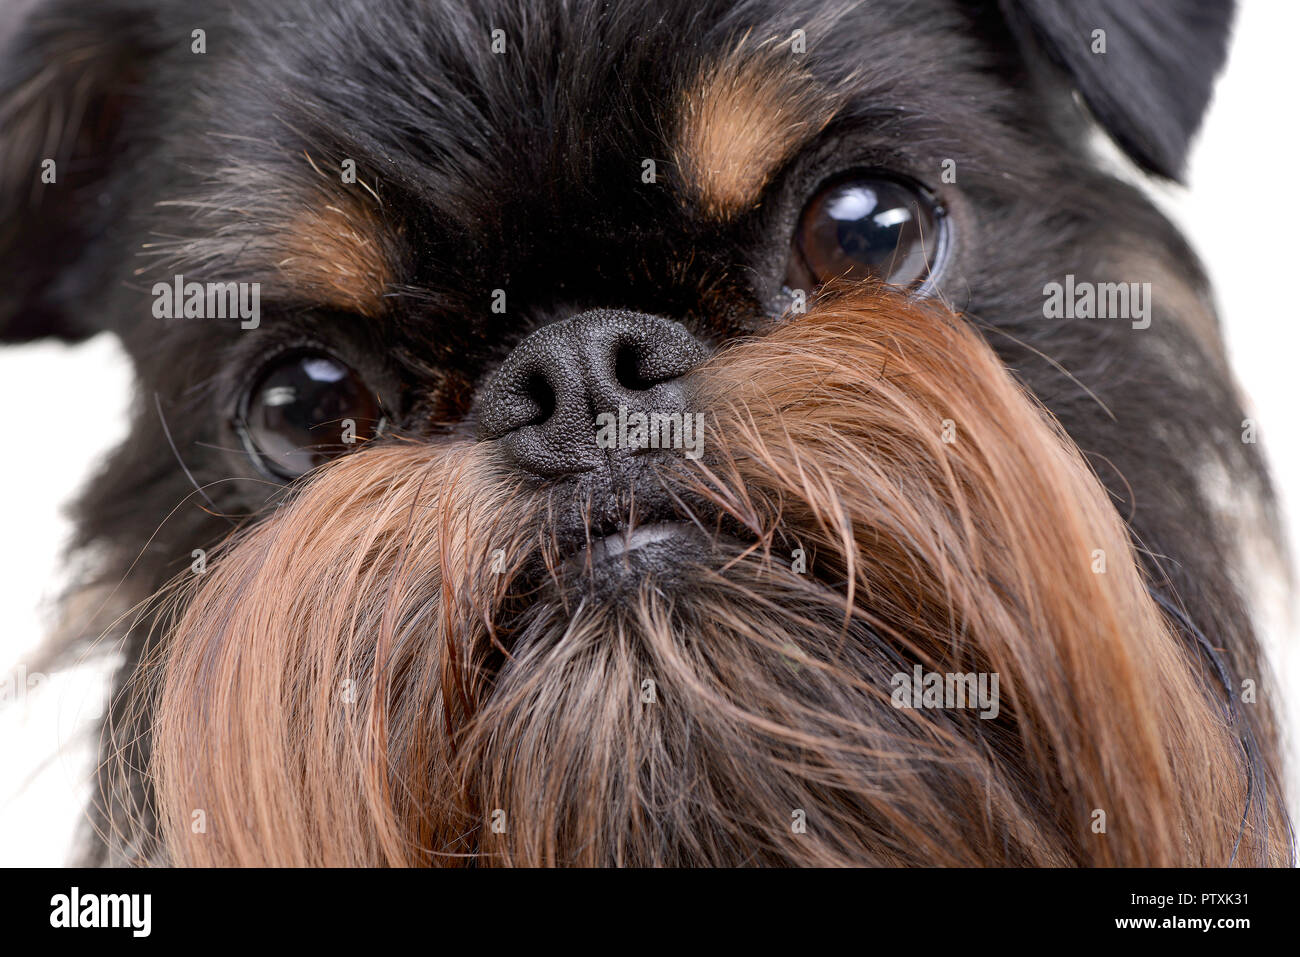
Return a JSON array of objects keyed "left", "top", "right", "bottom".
[{"left": 120, "top": 287, "right": 1287, "bottom": 866}]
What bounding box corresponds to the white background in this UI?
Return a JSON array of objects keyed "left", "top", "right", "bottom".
[{"left": 1, "top": 0, "right": 1298, "bottom": 864}]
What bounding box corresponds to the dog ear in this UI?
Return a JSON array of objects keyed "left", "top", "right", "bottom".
[
  {"left": 0, "top": 2, "right": 161, "bottom": 342},
  {"left": 1000, "top": 0, "right": 1236, "bottom": 180}
]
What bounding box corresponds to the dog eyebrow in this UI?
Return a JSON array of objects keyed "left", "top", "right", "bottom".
[
  {"left": 673, "top": 38, "right": 842, "bottom": 220},
  {"left": 272, "top": 193, "right": 394, "bottom": 318},
  {"left": 146, "top": 154, "right": 397, "bottom": 318}
]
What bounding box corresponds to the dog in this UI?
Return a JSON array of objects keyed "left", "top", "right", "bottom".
[{"left": 0, "top": 0, "right": 1292, "bottom": 866}]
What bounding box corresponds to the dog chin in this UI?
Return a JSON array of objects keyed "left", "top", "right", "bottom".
[{"left": 128, "top": 288, "right": 1276, "bottom": 866}]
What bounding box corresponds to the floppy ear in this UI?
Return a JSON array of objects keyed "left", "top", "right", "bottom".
[
  {"left": 0, "top": 1, "right": 160, "bottom": 342},
  {"left": 1000, "top": 0, "right": 1237, "bottom": 180}
]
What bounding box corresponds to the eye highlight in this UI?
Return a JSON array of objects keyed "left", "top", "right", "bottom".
[
  {"left": 787, "top": 173, "right": 945, "bottom": 291},
  {"left": 238, "top": 350, "right": 383, "bottom": 480}
]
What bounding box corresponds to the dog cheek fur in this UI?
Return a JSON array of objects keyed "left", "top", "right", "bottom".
[{"left": 128, "top": 289, "right": 1286, "bottom": 866}]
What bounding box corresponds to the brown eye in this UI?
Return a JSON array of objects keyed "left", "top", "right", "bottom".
[
  {"left": 787, "top": 174, "right": 944, "bottom": 289},
  {"left": 240, "top": 350, "right": 382, "bottom": 479}
]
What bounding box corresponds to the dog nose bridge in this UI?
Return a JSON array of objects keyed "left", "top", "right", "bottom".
[{"left": 477, "top": 309, "right": 707, "bottom": 478}]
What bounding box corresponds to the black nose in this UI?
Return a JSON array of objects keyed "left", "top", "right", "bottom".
[{"left": 477, "top": 309, "right": 708, "bottom": 477}]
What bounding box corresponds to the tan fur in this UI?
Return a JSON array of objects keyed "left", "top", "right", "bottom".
[
  {"left": 674, "top": 36, "right": 842, "bottom": 220},
  {"left": 272, "top": 195, "right": 393, "bottom": 318},
  {"left": 143, "top": 153, "right": 395, "bottom": 318},
  {"left": 101, "top": 285, "right": 1290, "bottom": 866}
]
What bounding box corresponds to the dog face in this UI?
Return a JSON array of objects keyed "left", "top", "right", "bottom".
[{"left": 1, "top": 0, "right": 1290, "bottom": 865}]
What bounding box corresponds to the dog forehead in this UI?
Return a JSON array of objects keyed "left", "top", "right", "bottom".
[
  {"left": 237, "top": 0, "right": 978, "bottom": 204},
  {"left": 153, "top": 0, "right": 1000, "bottom": 310}
]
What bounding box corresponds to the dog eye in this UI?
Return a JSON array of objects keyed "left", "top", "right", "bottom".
[
  {"left": 787, "top": 174, "right": 944, "bottom": 290},
  {"left": 240, "top": 351, "right": 382, "bottom": 479}
]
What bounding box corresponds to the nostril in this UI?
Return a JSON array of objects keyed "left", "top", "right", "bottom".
[
  {"left": 525, "top": 371, "right": 556, "bottom": 425},
  {"left": 614, "top": 341, "right": 657, "bottom": 391},
  {"left": 478, "top": 309, "right": 708, "bottom": 472}
]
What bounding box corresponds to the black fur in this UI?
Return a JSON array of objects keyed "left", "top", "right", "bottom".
[
  {"left": 1001, "top": 0, "right": 1236, "bottom": 179},
  {"left": 0, "top": 0, "right": 1278, "bottom": 864}
]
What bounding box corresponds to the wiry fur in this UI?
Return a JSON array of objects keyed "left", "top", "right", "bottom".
[
  {"left": 0, "top": 0, "right": 1289, "bottom": 865},
  {"left": 121, "top": 293, "right": 1285, "bottom": 866}
]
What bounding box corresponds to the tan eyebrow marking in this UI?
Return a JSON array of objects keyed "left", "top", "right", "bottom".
[
  {"left": 673, "top": 35, "right": 843, "bottom": 220},
  {"left": 273, "top": 184, "right": 394, "bottom": 319}
]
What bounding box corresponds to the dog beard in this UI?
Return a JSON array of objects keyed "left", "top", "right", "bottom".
[{"left": 113, "top": 287, "right": 1286, "bottom": 866}]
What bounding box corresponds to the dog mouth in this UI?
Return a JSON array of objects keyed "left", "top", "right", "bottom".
[
  {"left": 565, "top": 520, "right": 715, "bottom": 577},
  {"left": 513, "top": 453, "right": 740, "bottom": 590}
]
